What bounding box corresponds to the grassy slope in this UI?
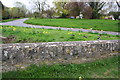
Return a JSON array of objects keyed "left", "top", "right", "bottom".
[
  {"left": 1, "top": 25, "right": 119, "bottom": 43},
  {"left": 2, "top": 56, "right": 119, "bottom": 78},
  {"left": 24, "top": 18, "right": 120, "bottom": 32}
]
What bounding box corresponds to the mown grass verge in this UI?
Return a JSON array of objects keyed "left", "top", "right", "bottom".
[
  {"left": 2, "top": 56, "right": 119, "bottom": 78},
  {"left": 24, "top": 18, "right": 120, "bottom": 32}
]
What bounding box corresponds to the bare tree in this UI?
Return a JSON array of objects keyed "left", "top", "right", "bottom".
[
  {"left": 32, "top": 0, "right": 49, "bottom": 18},
  {"left": 116, "top": 0, "right": 120, "bottom": 13},
  {"left": 116, "top": 0, "right": 120, "bottom": 8},
  {"left": 34, "top": 0, "right": 41, "bottom": 13},
  {"left": 88, "top": 2, "right": 106, "bottom": 19}
]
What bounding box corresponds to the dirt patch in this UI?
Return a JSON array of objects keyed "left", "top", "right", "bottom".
[{"left": 1, "top": 36, "right": 16, "bottom": 43}]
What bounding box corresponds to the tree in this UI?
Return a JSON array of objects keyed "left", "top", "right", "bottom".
[
  {"left": 9, "top": 7, "right": 21, "bottom": 18},
  {"left": 33, "top": 12, "right": 40, "bottom": 18},
  {"left": 0, "top": 1, "right": 3, "bottom": 20},
  {"left": 116, "top": 0, "right": 120, "bottom": 13},
  {"left": 66, "top": 2, "right": 82, "bottom": 17},
  {"left": 0, "top": 1, "right": 10, "bottom": 20},
  {"left": 66, "top": 2, "right": 92, "bottom": 18},
  {"left": 33, "top": 0, "right": 41, "bottom": 13},
  {"left": 88, "top": 1, "right": 106, "bottom": 19},
  {"left": 116, "top": 0, "right": 120, "bottom": 8},
  {"left": 109, "top": 12, "right": 120, "bottom": 20},
  {"left": 82, "top": 5, "right": 92, "bottom": 19},
  {"left": 14, "top": 2, "right": 27, "bottom": 17},
  {"left": 0, "top": 1, "right": 4, "bottom": 10},
  {"left": 32, "top": 0, "right": 49, "bottom": 18},
  {"left": 2, "top": 7, "right": 10, "bottom": 19},
  {"left": 101, "top": 1, "right": 119, "bottom": 20},
  {"left": 45, "top": 8, "right": 55, "bottom": 18},
  {"left": 53, "top": 1, "right": 68, "bottom": 17},
  {"left": 53, "top": 0, "right": 93, "bottom": 19}
]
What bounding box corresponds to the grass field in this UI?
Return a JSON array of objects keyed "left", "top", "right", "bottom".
[
  {"left": 1, "top": 25, "right": 119, "bottom": 43},
  {"left": 0, "top": 18, "right": 22, "bottom": 23},
  {"left": 24, "top": 18, "right": 120, "bottom": 32},
  {"left": 2, "top": 56, "right": 119, "bottom": 78}
]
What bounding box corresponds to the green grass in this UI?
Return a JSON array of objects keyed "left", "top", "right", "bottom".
[
  {"left": 0, "top": 18, "right": 22, "bottom": 23},
  {"left": 2, "top": 56, "right": 119, "bottom": 78},
  {"left": 1, "top": 25, "right": 119, "bottom": 43},
  {"left": 24, "top": 18, "right": 120, "bottom": 32}
]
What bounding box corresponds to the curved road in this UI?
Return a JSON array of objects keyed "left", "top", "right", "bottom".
[{"left": 0, "top": 18, "right": 120, "bottom": 35}]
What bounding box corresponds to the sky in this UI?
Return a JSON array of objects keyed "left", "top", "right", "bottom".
[
  {"left": 1, "top": 0, "right": 119, "bottom": 8},
  {"left": 1, "top": 0, "right": 54, "bottom": 9},
  {"left": 1, "top": 0, "right": 119, "bottom": 12}
]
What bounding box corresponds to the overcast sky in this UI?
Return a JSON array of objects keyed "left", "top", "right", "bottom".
[
  {"left": 1, "top": 0, "right": 54, "bottom": 9},
  {"left": 1, "top": 0, "right": 119, "bottom": 8},
  {"left": 1, "top": 0, "right": 119, "bottom": 12}
]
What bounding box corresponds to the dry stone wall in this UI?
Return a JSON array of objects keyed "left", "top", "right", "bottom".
[{"left": 1, "top": 40, "right": 120, "bottom": 72}]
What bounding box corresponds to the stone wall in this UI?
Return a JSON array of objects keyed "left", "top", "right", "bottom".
[{"left": 1, "top": 40, "right": 120, "bottom": 72}]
